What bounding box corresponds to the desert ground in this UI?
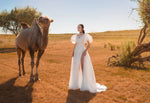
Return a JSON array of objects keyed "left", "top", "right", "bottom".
[{"left": 0, "top": 30, "right": 150, "bottom": 103}]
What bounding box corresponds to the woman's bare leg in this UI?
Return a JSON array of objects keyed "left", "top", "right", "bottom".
[{"left": 81, "top": 56, "right": 84, "bottom": 72}]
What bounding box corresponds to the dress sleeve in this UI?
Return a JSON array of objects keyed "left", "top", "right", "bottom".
[
  {"left": 84, "top": 34, "right": 93, "bottom": 44},
  {"left": 70, "top": 34, "right": 77, "bottom": 44}
]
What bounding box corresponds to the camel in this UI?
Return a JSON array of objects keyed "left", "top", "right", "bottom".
[
  {"left": 20, "top": 22, "right": 30, "bottom": 29},
  {"left": 15, "top": 16, "right": 54, "bottom": 81}
]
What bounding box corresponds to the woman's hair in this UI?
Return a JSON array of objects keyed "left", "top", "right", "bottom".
[{"left": 79, "top": 24, "right": 85, "bottom": 34}]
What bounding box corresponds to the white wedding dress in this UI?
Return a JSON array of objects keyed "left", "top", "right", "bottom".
[{"left": 69, "top": 34, "right": 107, "bottom": 93}]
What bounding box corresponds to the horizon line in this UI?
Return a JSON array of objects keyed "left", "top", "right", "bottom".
[{"left": 0, "top": 28, "right": 141, "bottom": 35}]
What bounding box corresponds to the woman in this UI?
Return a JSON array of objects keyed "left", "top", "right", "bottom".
[{"left": 69, "top": 24, "right": 107, "bottom": 93}]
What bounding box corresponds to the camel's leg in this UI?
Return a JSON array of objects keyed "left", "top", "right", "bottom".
[
  {"left": 21, "top": 50, "right": 26, "bottom": 75},
  {"left": 17, "top": 48, "right": 22, "bottom": 76},
  {"left": 35, "top": 50, "right": 44, "bottom": 81},
  {"left": 29, "top": 50, "right": 34, "bottom": 81}
]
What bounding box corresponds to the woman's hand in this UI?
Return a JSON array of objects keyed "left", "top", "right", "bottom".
[
  {"left": 72, "top": 51, "right": 74, "bottom": 57},
  {"left": 82, "top": 41, "right": 90, "bottom": 57},
  {"left": 82, "top": 50, "right": 87, "bottom": 57}
]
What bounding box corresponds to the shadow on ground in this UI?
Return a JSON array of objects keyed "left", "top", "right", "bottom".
[
  {"left": 0, "top": 48, "right": 16, "bottom": 53},
  {"left": 66, "top": 90, "right": 96, "bottom": 103},
  {"left": 0, "top": 77, "right": 34, "bottom": 103}
]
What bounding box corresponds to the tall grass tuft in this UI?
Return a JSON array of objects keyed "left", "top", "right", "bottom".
[
  {"left": 117, "top": 41, "right": 136, "bottom": 67},
  {"left": 108, "top": 43, "right": 115, "bottom": 51}
]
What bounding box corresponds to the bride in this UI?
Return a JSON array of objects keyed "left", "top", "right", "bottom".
[{"left": 69, "top": 24, "right": 107, "bottom": 93}]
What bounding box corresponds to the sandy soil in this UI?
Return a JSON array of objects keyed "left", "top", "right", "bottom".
[{"left": 0, "top": 30, "right": 150, "bottom": 103}]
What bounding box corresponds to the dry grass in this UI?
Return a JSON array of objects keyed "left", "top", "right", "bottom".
[{"left": 0, "top": 30, "right": 150, "bottom": 103}]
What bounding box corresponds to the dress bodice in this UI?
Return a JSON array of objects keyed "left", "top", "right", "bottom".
[
  {"left": 71, "top": 34, "right": 93, "bottom": 45},
  {"left": 76, "top": 34, "right": 85, "bottom": 46}
]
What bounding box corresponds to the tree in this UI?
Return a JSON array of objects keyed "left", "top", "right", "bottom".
[
  {"left": 0, "top": 6, "right": 42, "bottom": 35},
  {"left": 107, "top": 0, "right": 150, "bottom": 68}
]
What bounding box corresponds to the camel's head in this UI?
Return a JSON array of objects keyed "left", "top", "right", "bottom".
[{"left": 38, "top": 16, "right": 54, "bottom": 28}]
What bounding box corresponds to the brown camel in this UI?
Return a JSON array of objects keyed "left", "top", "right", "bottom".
[
  {"left": 15, "top": 16, "right": 54, "bottom": 81},
  {"left": 21, "top": 22, "right": 30, "bottom": 29}
]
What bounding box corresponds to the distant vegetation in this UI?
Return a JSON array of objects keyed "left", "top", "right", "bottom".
[{"left": 0, "top": 6, "right": 42, "bottom": 35}]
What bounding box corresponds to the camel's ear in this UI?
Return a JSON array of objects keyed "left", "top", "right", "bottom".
[{"left": 50, "top": 19, "right": 54, "bottom": 23}]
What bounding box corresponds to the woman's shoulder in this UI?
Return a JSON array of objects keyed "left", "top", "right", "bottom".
[
  {"left": 85, "top": 33, "right": 92, "bottom": 37},
  {"left": 71, "top": 34, "right": 77, "bottom": 44},
  {"left": 84, "top": 33, "right": 93, "bottom": 43}
]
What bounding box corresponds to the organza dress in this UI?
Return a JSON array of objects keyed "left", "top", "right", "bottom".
[{"left": 69, "top": 34, "right": 107, "bottom": 93}]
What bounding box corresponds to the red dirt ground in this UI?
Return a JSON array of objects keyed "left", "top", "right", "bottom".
[{"left": 0, "top": 31, "right": 150, "bottom": 103}]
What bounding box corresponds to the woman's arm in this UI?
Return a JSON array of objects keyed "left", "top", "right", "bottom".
[
  {"left": 72, "top": 43, "right": 77, "bottom": 57},
  {"left": 82, "top": 41, "right": 90, "bottom": 56},
  {"left": 81, "top": 41, "right": 90, "bottom": 71}
]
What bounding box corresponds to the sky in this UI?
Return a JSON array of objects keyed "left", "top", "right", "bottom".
[{"left": 0, "top": 0, "right": 141, "bottom": 34}]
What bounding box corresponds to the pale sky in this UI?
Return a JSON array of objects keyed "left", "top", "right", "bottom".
[{"left": 0, "top": 0, "right": 141, "bottom": 34}]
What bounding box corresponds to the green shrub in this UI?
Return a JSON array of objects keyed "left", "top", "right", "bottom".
[{"left": 117, "top": 41, "right": 136, "bottom": 66}]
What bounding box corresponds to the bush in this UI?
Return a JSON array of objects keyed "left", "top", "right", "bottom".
[
  {"left": 108, "top": 43, "right": 115, "bottom": 51},
  {"left": 117, "top": 41, "right": 136, "bottom": 66}
]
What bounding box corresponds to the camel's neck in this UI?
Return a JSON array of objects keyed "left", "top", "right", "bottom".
[
  {"left": 41, "top": 27, "right": 49, "bottom": 50},
  {"left": 31, "top": 19, "right": 49, "bottom": 50}
]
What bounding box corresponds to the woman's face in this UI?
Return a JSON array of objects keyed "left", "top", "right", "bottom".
[{"left": 77, "top": 25, "right": 83, "bottom": 33}]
